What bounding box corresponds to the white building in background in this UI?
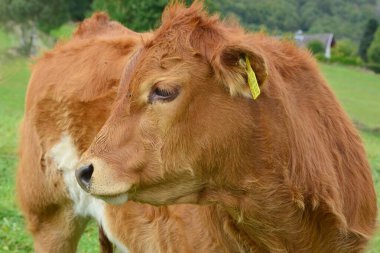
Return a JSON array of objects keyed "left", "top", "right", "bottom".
[{"left": 294, "top": 30, "right": 336, "bottom": 59}]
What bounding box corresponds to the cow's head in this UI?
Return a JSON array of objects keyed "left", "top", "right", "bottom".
[{"left": 76, "top": 2, "right": 269, "bottom": 205}]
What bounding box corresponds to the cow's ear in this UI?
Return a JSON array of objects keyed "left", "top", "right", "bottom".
[{"left": 213, "top": 45, "right": 268, "bottom": 99}]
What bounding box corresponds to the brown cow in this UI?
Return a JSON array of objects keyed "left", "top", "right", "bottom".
[
  {"left": 17, "top": 13, "right": 237, "bottom": 253},
  {"left": 77, "top": 2, "right": 378, "bottom": 252}
]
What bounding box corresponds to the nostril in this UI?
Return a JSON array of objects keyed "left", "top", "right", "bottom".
[{"left": 76, "top": 164, "right": 94, "bottom": 190}]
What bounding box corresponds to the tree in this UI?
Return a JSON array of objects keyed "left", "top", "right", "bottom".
[
  {"left": 0, "top": 0, "right": 70, "bottom": 55},
  {"left": 67, "top": 0, "right": 93, "bottom": 21},
  {"left": 367, "top": 28, "right": 380, "bottom": 64},
  {"left": 359, "top": 19, "right": 378, "bottom": 62},
  {"left": 91, "top": 0, "right": 167, "bottom": 32},
  {"left": 211, "top": 0, "right": 377, "bottom": 41}
]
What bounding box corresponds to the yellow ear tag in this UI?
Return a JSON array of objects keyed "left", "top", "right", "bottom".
[{"left": 245, "top": 55, "right": 260, "bottom": 100}]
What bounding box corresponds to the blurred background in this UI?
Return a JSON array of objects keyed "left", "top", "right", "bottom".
[{"left": 0, "top": 0, "right": 379, "bottom": 252}]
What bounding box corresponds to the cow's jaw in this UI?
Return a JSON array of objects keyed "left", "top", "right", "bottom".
[
  {"left": 95, "top": 193, "right": 129, "bottom": 205},
  {"left": 129, "top": 174, "right": 204, "bottom": 205}
]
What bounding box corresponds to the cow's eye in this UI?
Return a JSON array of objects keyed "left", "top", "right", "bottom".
[{"left": 149, "top": 86, "right": 179, "bottom": 103}]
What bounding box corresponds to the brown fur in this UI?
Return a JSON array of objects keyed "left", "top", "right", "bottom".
[
  {"left": 81, "top": 3, "right": 378, "bottom": 252},
  {"left": 105, "top": 203, "right": 244, "bottom": 253}
]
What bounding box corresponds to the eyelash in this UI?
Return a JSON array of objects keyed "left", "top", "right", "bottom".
[{"left": 148, "top": 86, "right": 180, "bottom": 104}]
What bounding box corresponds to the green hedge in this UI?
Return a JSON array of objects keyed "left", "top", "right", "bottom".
[
  {"left": 365, "top": 63, "right": 380, "bottom": 73},
  {"left": 308, "top": 40, "right": 324, "bottom": 55},
  {"left": 316, "top": 53, "right": 363, "bottom": 67},
  {"left": 330, "top": 55, "right": 363, "bottom": 66}
]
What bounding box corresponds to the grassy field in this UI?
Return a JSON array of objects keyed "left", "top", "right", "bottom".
[
  {"left": 320, "top": 64, "right": 380, "bottom": 129},
  {"left": 0, "top": 27, "right": 380, "bottom": 252}
]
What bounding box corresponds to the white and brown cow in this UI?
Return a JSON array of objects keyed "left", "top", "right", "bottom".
[{"left": 77, "top": 3, "right": 377, "bottom": 253}]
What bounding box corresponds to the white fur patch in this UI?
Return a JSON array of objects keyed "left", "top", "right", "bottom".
[
  {"left": 49, "top": 133, "right": 80, "bottom": 171},
  {"left": 48, "top": 133, "right": 129, "bottom": 253}
]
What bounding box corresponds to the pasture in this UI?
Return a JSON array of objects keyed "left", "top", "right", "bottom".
[{"left": 0, "top": 28, "right": 379, "bottom": 252}]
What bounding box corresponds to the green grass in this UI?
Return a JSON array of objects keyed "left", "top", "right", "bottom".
[
  {"left": 321, "top": 62, "right": 380, "bottom": 211},
  {"left": 0, "top": 57, "right": 31, "bottom": 252},
  {"left": 362, "top": 128, "right": 380, "bottom": 253},
  {"left": 320, "top": 64, "right": 380, "bottom": 128},
  {"left": 361, "top": 131, "right": 380, "bottom": 181},
  {"left": 0, "top": 27, "right": 380, "bottom": 251}
]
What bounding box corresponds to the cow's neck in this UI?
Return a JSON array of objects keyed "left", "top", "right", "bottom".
[
  {"left": 195, "top": 101, "right": 305, "bottom": 251},
  {"left": 201, "top": 176, "right": 344, "bottom": 253},
  {"left": 200, "top": 186, "right": 284, "bottom": 252},
  {"left": 199, "top": 204, "right": 265, "bottom": 253},
  {"left": 197, "top": 152, "right": 307, "bottom": 252}
]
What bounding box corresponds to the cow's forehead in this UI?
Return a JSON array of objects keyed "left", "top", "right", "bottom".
[
  {"left": 121, "top": 33, "right": 213, "bottom": 99},
  {"left": 121, "top": 49, "right": 179, "bottom": 95},
  {"left": 121, "top": 49, "right": 143, "bottom": 85},
  {"left": 136, "top": 41, "right": 194, "bottom": 76}
]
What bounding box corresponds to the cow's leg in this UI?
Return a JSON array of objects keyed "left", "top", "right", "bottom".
[
  {"left": 17, "top": 176, "right": 89, "bottom": 252},
  {"left": 31, "top": 209, "right": 88, "bottom": 253}
]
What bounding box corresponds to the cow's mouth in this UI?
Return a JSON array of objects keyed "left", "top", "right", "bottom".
[{"left": 94, "top": 192, "right": 129, "bottom": 205}]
